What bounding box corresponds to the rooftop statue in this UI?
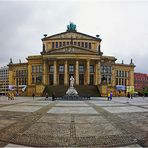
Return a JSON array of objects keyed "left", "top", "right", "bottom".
[{"left": 67, "top": 22, "right": 76, "bottom": 31}]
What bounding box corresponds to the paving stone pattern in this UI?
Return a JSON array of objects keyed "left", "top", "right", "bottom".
[{"left": 0, "top": 96, "right": 147, "bottom": 147}]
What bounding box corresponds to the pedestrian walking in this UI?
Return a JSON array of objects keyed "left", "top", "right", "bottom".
[
  {"left": 45, "top": 93, "right": 48, "bottom": 100},
  {"left": 52, "top": 92, "right": 55, "bottom": 101},
  {"left": 130, "top": 93, "right": 133, "bottom": 99},
  {"left": 107, "top": 92, "right": 110, "bottom": 101},
  {"left": 142, "top": 92, "right": 145, "bottom": 99},
  {"left": 110, "top": 91, "right": 113, "bottom": 101},
  {"left": 127, "top": 92, "right": 130, "bottom": 98},
  {"left": 32, "top": 93, "right": 35, "bottom": 100}
]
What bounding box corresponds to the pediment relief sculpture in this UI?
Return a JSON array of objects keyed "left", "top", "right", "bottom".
[{"left": 46, "top": 46, "right": 97, "bottom": 54}]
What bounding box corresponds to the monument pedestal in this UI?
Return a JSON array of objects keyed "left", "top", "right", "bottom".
[{"left": 66, "top": 87, "right": 78, "bottom": 96}]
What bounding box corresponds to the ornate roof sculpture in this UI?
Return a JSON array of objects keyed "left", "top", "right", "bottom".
[{"left": 67, "top": 22, "right": 76, "bottom": 32}]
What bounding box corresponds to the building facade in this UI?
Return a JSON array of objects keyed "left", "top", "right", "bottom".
[
  {"left": 134, "top": 73, "right": 148, "bottom": 91},
  {"left": 0, "top": 66, "right": 9, "bottom": 95},
  {"left": 8, "top": 23, "right": 135, "bottom": 96}
]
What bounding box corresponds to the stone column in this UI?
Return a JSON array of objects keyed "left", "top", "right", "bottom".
[
  {"left": 53, "top": 60, "right": 57, "bottom": 85},
  {"left": 75, "top": 60, "right": 79, "bottom": 85},
  {"left": 95, "top": 61, "right": 98, "bottom": 85},
  {"left": 123, "top": 78, "right": 125, "bottom": 86},
  {"left": 86, "top": 59, "right": 90, "bottom": 85},
  {"left": 43, "top": 60, "right": 48, "bottom": 85},
  {"left": 64, "top": 60, "right": 68, "bottom": 85},
  {"left": 98, "top": 61, "right": 101, "bottom": 84}
]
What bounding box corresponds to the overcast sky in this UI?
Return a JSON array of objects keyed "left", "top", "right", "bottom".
[{"left": 0, "top": 0, "right": 148, "bottom": 73}]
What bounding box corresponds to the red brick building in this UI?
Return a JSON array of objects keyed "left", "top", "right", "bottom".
[{"left": 134, "top": 73, "right": 148, "bottom": 91}]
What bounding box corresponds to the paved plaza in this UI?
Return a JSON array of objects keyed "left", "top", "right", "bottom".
[{"left": 0, "top": 96, "right": 147, "bottom": 147}]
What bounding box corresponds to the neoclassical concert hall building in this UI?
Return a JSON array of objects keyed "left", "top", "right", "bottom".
[{"left": 8, "top": 23, "right": 135, "bottom": 96}]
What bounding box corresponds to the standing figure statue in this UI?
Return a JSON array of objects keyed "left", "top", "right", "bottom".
[{"left": 70, "top": 76, "right": 75, "bottom": 88}]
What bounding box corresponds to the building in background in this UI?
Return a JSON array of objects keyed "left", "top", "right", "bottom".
[
  {"left": 8, "top": 59, "right": 28, "bottom": 96},
  {"left": 0, "top": 66, "right": 9, "bottom": 95},
  {"left": 8, "top": 23, "right": 135, "bottom": 96},
  {"left": 134, "top": 73, "right": 148, "bottom": 91}
]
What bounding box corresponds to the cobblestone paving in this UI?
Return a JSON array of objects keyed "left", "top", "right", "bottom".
[{"left": 0, "top": 97, "right": 147, "bottom": 147}]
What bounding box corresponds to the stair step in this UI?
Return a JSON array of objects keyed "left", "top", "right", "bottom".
[{"left": 43, "top": 85, "right": 101, "bottom": 97}]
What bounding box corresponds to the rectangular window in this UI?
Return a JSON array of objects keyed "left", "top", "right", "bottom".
[
  {"left": 119, "top": 78, "right": 121, "bottom": 85},
  {"left": 49, "top": 65, "right": 54, "bottom": 73},
  {"left": 122, "top": 71, "right": 124, "bottom": 77},
  {"left": 116, "top": 70, "right": 118, "bottom": 77},
  {"left": 36, "top": 75, "right": 42, "bottom": 83},
  {"left": 82, "top": 42, "right": 84, "bottom": 47},
  {"left": 36, "top": 66, "right": 39, "bottom": 73},
  {"left": 107, "top": 75, "right": 111, "bottom": 84},
  {"left": 59, "top": 65, "right": 64, "bottom": 73},
  {"left": 56, "top": 42, "right": 58, "bottom": 48},
  {"left": 89, "top": 43, "right": 91, "bottom": 49},
  {"left": 124, "top": 79, "right": 126, "bottom": 86},
  {"left": 119, "top": 71, "right": 121, "bottom": 77},
  {"left": 32, "top": 66, "right": 35, "bottom": 73},
  {"left": 32, "top": 76, "right": 35, "bottom": 84},
  {"left": 24, "top": 78, "right": 26, "bottom": 85},
  {"left": 85, "top": 42, "right": 88, "bottom": 48},
  {"left": 52, "top": 42, "right": 54, "bottom": 49},
  {"left": 39, "top": 65, "right": 42, "bottom": 73},
  {"left": 101, "top": 66, "right": 104, "bottom": 73},
  {"left": 78, "top": 42, "right": 80, "bottom": 46},
  {"left": 79, "top": 65, "right": 84, "bottom": 73},
  {"left": 67, "top": 42, "right": 69, "bottom": 45},
  {"left": 122, "top": 79, "right": 124, "bottom": 85},
  {"left": 108, "top": 67, "right": 111, "bottom": 74},
  {"left": 104, "top": 66, "right": 107, "bottom": 73},
  {"left": 22, "top": 78, "right": 24, "bottom": 85},
  {"left": 90, "top": 65, "right": 94, "bottom": 73},
  {"left": 69, "top": 65, "right": 74, "bottom": 73},
  {"left": 19, "top": 78, "right": 21, "bottom": 85},
  {"left": 63, "top": 42, "right": 65, "bottom": 46},
  {"left": 101, "top": 75, "right": 107, "bottom": 83},
  {"left": 74, "top": 42, "right": 77, "bottom": 45},
  {"left": 16, "top": 70, "right": 18, "bottom": 77},
  {"left": 106, "top": 67, "right": 109, "bottom": 73},
  {"left": 16, "top": 78, "right": 19, "bottom": 85},
  {"left": 125, "top": 71, "right": 127, "bottom": 77}
]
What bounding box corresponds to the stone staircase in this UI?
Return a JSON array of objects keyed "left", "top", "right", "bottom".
[{"left": 43, "top": 85, "right": 101, "bottom": 97}]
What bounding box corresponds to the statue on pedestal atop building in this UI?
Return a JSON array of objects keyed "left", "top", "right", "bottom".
[{"left": 67, "top": 22, "right": 76, "bottom": 31}]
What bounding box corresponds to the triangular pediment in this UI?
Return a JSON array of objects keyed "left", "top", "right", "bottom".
[
  {"left": 43, "top": 31, "right": 101, "bottom": 41},
  {"left": 45, "top": 45, "right": 97, "bottom": 54}
]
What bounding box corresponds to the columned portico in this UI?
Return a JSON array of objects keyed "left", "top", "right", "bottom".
[{"left": 47, "top": 59, "right": 100, "bottom": 86}]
